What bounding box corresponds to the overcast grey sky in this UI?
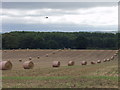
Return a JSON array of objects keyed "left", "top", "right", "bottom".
[{"left": 1, "top": 2, "right": 118, "bottom": 32}]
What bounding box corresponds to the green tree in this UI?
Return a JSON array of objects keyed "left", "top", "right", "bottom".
[{"left": 75, "top": 36, "right": 88, "bottom": 49}]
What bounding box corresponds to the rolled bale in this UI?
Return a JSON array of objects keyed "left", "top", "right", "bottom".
[
  {"left": 91, "top": 61, "right": 96, "bottom": 64},
  {"left": 68, "top": 61, "right": 75, "bottom": 66},
  {"left": 3, "top": 50, "right": 7, "bottom": 53},
  {"left": 59, "top": 49, "right": 62, "bottom": 51},
  {"left": 23, "top": 61, "right": 34, "bottom": 69},
  {"left": 64, "top": 48, "right": 67, "bottom": 50},
  {"left": 110, "top": 56, "right": 114, "bottom": 60},
  {"left": 68, "top": 48, "right": 71, "bottom": 50},
  {"left": 52, "top": 61, "right": 60, "bottom": 67},
  {"left": 103, "top": 59, "right": 107, "bottom": 62},
  {"left": 45, "top": 54, "right": 49, "bottom": 57},
  {"left": 13, "top": 49, "right": 15, "bottom": 51},
  {"left": 116, "top": 52, "right": 118, "bottom": 54},
  {"left": 97, "top": 60, "right": 101, "bottom": 63},
  {"left": 114, "top": 54, "right": 117, "bottom": 56},
  {"left": 81, "top": 61, "right": 87, "bottom": 65},
  {"left": 115, "top": 51, "right": 118, "bottom": 54},
  {"left": 107, "top": 58, "right": 110, "bottom": 61},
  {"left": 29, "top": 57, "right": 32, "bottom": 60},
  {"left": 0, "top": 61, "right": 12, "bottom": 70},
  {"left": 37, "top": 56, "right": 40, "bottom": 59},
  {"left": 52, "top": 52, "right": 55, "bottom": 54},
  {"left": 19, "top": 59, "right": 22, "bottom": 62}
]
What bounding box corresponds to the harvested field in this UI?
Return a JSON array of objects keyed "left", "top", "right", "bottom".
[
  {"left": 2, "top": 50, "right": 117, "bottom": 69},
  {"left": 1, "top": 49, "right": 118, "bottom": 88}
]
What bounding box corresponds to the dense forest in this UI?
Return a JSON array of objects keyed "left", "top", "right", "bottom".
[{"left": 2, "top": 31, "right": 119, "bottom": 50}]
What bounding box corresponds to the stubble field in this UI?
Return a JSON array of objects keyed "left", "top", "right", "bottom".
[{"left": 1, "top": 49, "right": 119, "bottom": 88}]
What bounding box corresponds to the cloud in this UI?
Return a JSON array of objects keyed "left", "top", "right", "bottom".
[
  {"left": 2, "top": 6, "right": 118, "bottom": 25},
  {"left": 2, "top": 2, "right": 117, "bottom": 10},
  {"left": 1, "top": 2, "right": 118, "bottom": 32}
]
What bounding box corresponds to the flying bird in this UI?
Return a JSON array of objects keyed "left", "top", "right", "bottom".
[{"left": 45, "top": 16, "right": 48, "bottom": 19}]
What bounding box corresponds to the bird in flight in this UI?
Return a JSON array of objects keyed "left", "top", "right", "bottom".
[{"left": 45, "top": 17, "right": 48, "bottom": 19}]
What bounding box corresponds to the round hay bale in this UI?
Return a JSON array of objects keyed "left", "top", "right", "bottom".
[
  {"left": 97, "top": 60, "right": 101, "bottom": 63},
  {"left": 81, "top": 61, "right": 87, "bottom": 65},
  {"left": 107, "top": 59, "right": 110, "bottom": 61},
  {"left": 45, "top": 54, "right": 49, "bottom": 57},
  {"left": 52, "top": 52, "right": 55, "bottom": 54},
  {"left": 103, "top": 59, "right": 107, "bottom": 62},
  {"left": 116, "top": 52, "right": 118, "bottom": 54},
  {"left": 29, "top": 57, "right": 32, "bottom": 60},
  {"left": 13, "top": 49, "right": 15, "bottom": 51},
  {"left": 3, "top": 50, "right": 7, "bottom": 53},
  {"left": 52, "top": 61, "right": 60, "bottom": 67},
  {"left": 115, "top": 51, "right": 118, "bottom": 54},
  {"left": 23, "top": 61, "right": 34, "bottom": 69},
  {"left": 59, "top": 49, "right": 62, "bottom": 51},
  {"left": 110, "top": 56, "right": 114, "bottom": 60},
  {"left": 114, "top": 54, "right": 117, "bottom": 56},
  {"left": 91, "top": 61, "right": 96, "bottom": 64},
  {"left": 64, "top": 48, "right": 67, "bottom": 50},
  {"left": 68, "top": 48, "right": 71, "bottom": 50},
  {"left": 68, "top": 61, "right": 75, "bottom": 66},
  {"left": 19, "top": 59, "right": 22, "bottom": 62},
  {"left": 0, "top": 61, "right": 12, "bottom": 70},
  {"left": 37, "top": 56, "right": 40, "bottom": 59}
]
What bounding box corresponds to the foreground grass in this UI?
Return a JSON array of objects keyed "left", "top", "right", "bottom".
[
  {"left": 3, "top": 75, "right": 118, "bottom": 80},
  {"left": 2, "top": 60, "right": 118, "bottom": 88},
  {"left": 2, "top": 76, "right": 118, "bottom": 88}
]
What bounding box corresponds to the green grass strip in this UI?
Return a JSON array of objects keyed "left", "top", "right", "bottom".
[{"left": 80, "top": 76, "right": 118, "bottom": 80}]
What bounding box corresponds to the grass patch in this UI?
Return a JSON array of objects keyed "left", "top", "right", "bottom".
[
  {"left": 2, "top": 76, "right": 70, "bottom": 80},
  {"left": 2, "top": 75, "right": 118, "bottom": 80},
  {"left": 81, "top": 76, "right": 118, "bottom": 80}
]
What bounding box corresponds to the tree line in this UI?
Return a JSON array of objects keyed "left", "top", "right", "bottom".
[{"left": 2, "top": 31, "right": 119, "bottom": 50}]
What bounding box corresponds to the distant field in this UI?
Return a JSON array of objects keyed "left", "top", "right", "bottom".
[{"left": 2, "top": 49, "right": 118, "bottom": 88}]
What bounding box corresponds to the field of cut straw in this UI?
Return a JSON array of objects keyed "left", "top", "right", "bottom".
[{"left": 1, "top": 49, "right": 118, "bottom": 88}]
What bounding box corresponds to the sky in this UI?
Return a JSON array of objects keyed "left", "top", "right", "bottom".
[{"left": 1, "top": 2, "right": 118, "bottom": 33}]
